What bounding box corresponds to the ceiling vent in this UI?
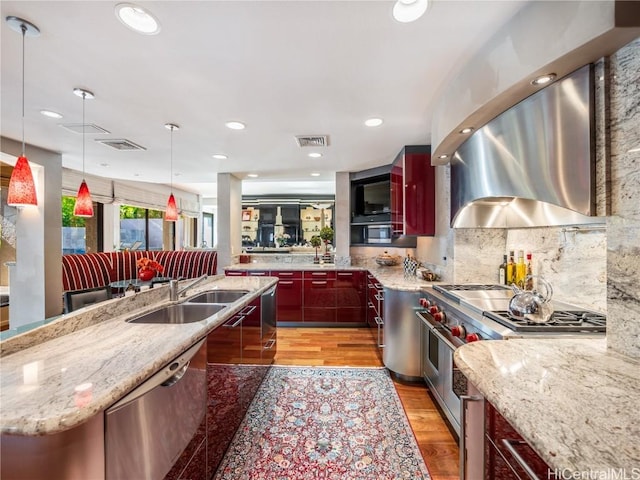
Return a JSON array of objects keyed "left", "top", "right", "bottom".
[
  {"left": 295, "top": 135, "right": 329, "bottom": 148},
  {"left": 95, "top": 138, "right": 146, "bottom": 151},
  {"left": 59, "top": 123, "right": 110, "bottom": 134}
]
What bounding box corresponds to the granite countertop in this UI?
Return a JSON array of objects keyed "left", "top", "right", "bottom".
[
  {"left": 226, "top": 263, "right": 437, "bottom": 291},
  {"left": 0, "top": 276, "right": 276, "bottom": 436},
  {"left": 454, "top": 338, "right": 640, "bottom": 472}
]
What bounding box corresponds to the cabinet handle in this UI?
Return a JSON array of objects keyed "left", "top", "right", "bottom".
[
  {"left": 368, "top": 302, "right": 375, "bottom": 309},
  {"left": 224, "top": 315, "right": 243, "bottom": 328},
  {"left": 459, "top": 394, "right": 483, "bottom": 480},
  {"left": 337, "top": 272, "right": 353, "bottom": 276},
  {"left": 374, "top": 293, "right": 383, "bottom": 301},
  {"left": 279, "top": 280, "right": 294, "bottom": 285},
  {"left": 279, "top": 272, "right": 294, "bottom": 276},
  {"left": 374, "top": 283, "right": 383, "bottom": 289},
  {"left": 311, "top": 272, "right": 327, "bottom": 277},
  {"left": 264, "top": 339, "right": 276, "bottom": 350},
  {"left": 250, "top": 272, "right": 266, "bottom": 276},
  {"left": 311, "top": 281, "right": 327, "bottom": 285},
  {"left": 368, "top": 284, "right": 377, "bottom": 290},
  {"left": 500, "top": 439, "right": 541, "bottom": 480},
  {"left": 241, "top": 305, "right": 257, "bottom": 316}
]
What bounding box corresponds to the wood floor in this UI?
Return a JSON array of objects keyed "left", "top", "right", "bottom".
[{"left": 274, "top": 327, "right": 459, "bottom": 480}]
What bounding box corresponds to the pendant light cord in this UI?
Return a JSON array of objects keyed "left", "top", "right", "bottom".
[
  {"left": 170, "top": 126, "right": 174, "bottom": 193},
  {"left": 21, "top": 24, "right": 26, "bottom": 156},
  {"left": 82, "top": 92, "right": 86, "bottom": 179}
]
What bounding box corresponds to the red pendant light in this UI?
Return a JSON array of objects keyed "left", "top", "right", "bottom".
[
  {"left": 166, "top": 193, "right": 178, "bottom": 221},
  {"left": 164, "top": 123, "right": 179, "bottom": 222},
  {"left": 6, "top": 17, "right": 40, "bottom": 207},
  {"left": 74, "top": 180, "right": 94, "bottom": 217},
  {"left": 73, "top": 88, "right": 94, "bottom": 217},
  {"left": 7, "top": 156, "right": 37, "bottom": 206}
]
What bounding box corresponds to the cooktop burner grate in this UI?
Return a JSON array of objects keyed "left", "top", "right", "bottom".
[{"left": 483, "top": 310, "right": 606, "bottom": 332}]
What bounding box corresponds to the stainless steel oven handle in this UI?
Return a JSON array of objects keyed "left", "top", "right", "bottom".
[
  {"left": 459, "top": 394, "right": 482, "bottom": 480},
  {"left": 428, "top": 323, "right": 460, "bottom": 352},
  {"left": 501, "top": 439, "right": 541, "bottom": 480}
]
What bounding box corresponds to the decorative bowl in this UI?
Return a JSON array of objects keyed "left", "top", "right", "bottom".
[
  {"left": 420, "top": 269, "right": 439, "bottom": 281},
  {"left": 375, "top": 253, "right": 399, "bottom": 266}
]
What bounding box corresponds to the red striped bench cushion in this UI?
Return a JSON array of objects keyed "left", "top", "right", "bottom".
[{"left": 62, "top": 250, "right": 217, "bottom": 292}]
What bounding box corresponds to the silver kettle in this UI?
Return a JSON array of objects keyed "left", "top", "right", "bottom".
[{"left": 508, "top": 275, "right": 554, "bottom": 323}]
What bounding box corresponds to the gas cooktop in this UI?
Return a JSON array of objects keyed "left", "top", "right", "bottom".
[{"left": 484, "top": 309, "right": 607, "bottom": 333}]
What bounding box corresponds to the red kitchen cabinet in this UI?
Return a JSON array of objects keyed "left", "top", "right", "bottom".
[
  {"left": 484, "top": 401, "right": 551, "bottom": 479},
  {"left": 271, "top": 270, "right": 303, "bottom": 323},
  {"left": 335, "top": 270, "right": 366, "bottom": 324},
  {"left": 303, "top": 270, "right": 336, "bottom": 323},
  {"left": 391, "top": 145, "right": 435, "bottom": 237}
]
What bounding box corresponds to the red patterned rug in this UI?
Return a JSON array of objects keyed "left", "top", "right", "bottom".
[{"left": 214, "top": 366, "right": 431, "bottom": 480}]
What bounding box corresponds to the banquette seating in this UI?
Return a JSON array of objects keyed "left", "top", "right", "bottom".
[{"left": 62, "top": 250, "right": 218, "bottom": 304}]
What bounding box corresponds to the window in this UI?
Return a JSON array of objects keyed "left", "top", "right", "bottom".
[
  {"left": 119, "top": 205, "right": 170, "bottom": 251},
  {"left": 61, "top": 196, "right": 100, "bottom": 253}
]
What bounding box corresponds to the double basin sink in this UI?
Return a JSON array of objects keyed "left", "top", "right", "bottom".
[{"left": 128, "top": 290, "right": 249, "bottom": 324}]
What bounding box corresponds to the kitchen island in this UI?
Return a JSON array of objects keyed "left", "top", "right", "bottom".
[
  {"left": 0, "top": 275, "right": 276, "bottom": 436},
  {"left": 454, "top": 338, "right": 640, "bottom": 473}
]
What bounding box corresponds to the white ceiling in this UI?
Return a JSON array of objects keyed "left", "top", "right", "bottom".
[{"left": 0, "top": 0, "right": 527, "bottom": 200}]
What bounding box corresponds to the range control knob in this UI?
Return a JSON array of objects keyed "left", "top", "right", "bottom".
[
  {"left": 451, "top": 325, "right": 466, "bottom": 337},
  {"left": 433, "top": 311, "right": 446, "bottom": 323},
  {"left": 419, "top": 298, "right": 431, "bottom": 308},
  {"left": 465, "top": 333, "right": 482, "bottom": 343},
  {"left": 429, "top": 305, "right": 440, "bottom": 315}
]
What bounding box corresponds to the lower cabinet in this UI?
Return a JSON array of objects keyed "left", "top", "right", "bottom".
[
  {"left": 484, "top": 401, "right": 552, "bottom": 479},
  {"left": 335, "top": 271, "right": 366, "bottom": 323},
  {"left": 303, "top": 271, "right": 337, "bottom": 323},
  {"left": 271, "top": 270, "right": 303, "bottom": 322},
  {"left": 205, "top": 296, "right": 271, "bottom": 476}
]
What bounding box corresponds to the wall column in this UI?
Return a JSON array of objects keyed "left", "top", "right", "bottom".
[
  {"left": 1, "top": 137, "right": 62, "bottom": 326},
  {"left": 216, "top": 173, "right": 242, "bottom": 270}
]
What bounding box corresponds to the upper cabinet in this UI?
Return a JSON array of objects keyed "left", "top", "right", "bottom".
[{"left": 391, "top": 145, "right": 435, "bottom": 237}]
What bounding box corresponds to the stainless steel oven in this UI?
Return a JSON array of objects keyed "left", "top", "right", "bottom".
[
  {"left": 416, "top": 284, "right": 607, "bottom": 480},
  {"left": 365, "top": 225, "right": 391, "bottom": 243},
  {"left": 419, "top": 306, "right": 466, "bottom": 435}
]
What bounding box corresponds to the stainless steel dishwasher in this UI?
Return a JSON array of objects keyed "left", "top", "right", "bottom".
[{"left": 105, "top": 338, "right": 207, "bottom": 480}]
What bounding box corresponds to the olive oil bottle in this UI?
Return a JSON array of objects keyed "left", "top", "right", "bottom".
[
  {"left": 506, "top": 250, "right": 516, "bottom": 285},
  {"left": 515, "top": 250, "right": 526, "bottom": 288}
]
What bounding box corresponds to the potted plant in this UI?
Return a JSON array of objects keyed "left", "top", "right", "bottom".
[
  {"left": 319, "top": 226, "right": 334, "bottom": 262},
  {"left": 319, "top": 226, "right": 333, "bottom": 253},
  {"left": 310, "top": 235, "right": 322, "bottom": 264}
]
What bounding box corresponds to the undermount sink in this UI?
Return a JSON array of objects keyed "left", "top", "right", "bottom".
[
  {"left": 184, "top": 290, "right": 249, "bottom": 304},
  {"left": 127, "top": 303, "right": 227, "bottom": 324}
]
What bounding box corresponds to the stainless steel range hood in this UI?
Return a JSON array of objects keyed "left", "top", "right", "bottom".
[{"left": 450, "top": 65, "right": 604, "bottom": 228}]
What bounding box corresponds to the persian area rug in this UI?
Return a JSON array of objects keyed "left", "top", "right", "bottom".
[{"left": 214, "top": 366, "right": 431, "bottom": 480}]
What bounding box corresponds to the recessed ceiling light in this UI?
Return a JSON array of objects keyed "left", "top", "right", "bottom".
[
  {"left": 365, "top": 118, "right": 383, "bottom": 127},
  {"left": 225, "top": 121, "right": 245, "bottom": 130},
  {"left": 115, "top": 3, "right": 160, "bottom": 35},
  {"left": 40, "top": 109, "right": 62, "bottom": 119},
  {"left": 212, "top": 154, "right": 228, "bottom": 160},
  {"left": 247, "top": 173, "right": 258, "bottom": 178},
  {"left": 310, "top": 172, "right": 321, "bottom": 177},
  {"left": 460, "top": 127, "right": 474, "bottom": 134},
  {"left": 438, "top": 154, "right": 449, "bottom": 160},
  {"left": 531, "top": 73, "right": 557, "bottom": 86},
  {"left": 100, "top": 163, "right": 109, "bottom": 167},
  {"left": 308, "top": 152, "right": 322, "bottom": 158},
  {"left": 392, "top": 0, "right": 429, "bottom": 23}
]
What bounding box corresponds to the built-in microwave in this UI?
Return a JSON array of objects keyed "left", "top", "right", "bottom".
[{"left": 365, "top": 225, "right": 392, "bottom": 243}]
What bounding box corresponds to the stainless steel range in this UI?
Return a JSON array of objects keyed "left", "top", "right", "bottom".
[{"left": 415, "top": 283, "right": 606, "bottom": 438}]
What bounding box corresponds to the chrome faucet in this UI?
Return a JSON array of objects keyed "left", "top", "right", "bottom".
[{"left": 169, "top": 275, "right": 208, "bottom": 301}]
